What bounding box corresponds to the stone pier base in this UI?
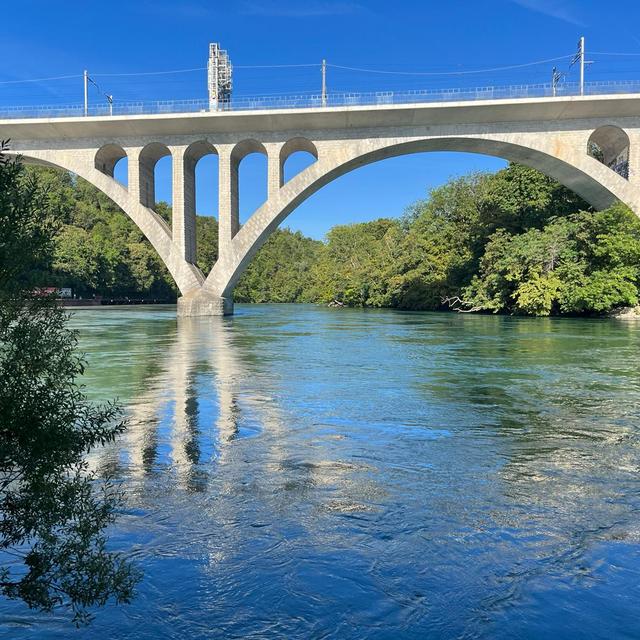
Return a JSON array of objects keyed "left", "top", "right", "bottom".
[{"left": 177, "top": 291, "right": 234, "bottom": 317}]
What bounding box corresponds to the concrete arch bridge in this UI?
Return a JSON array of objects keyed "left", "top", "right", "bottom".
[{"left": 3, "top": 93, "right": 640, "bottom": 315}]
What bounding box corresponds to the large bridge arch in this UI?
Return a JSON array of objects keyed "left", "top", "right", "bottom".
[
  {"left": 205, "top": 133, "right": 640, "bottom": 298},
  {"left": 7, "top": 149, "right": 204, "bottom": 295}
]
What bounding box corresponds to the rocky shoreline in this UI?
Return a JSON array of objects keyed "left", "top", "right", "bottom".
[{"left": 609, "top": 306, "right": 640, "bottom": 319}]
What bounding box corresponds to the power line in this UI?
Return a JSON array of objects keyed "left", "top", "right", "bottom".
[
  {"left": 92, "top": 63, "right": 319, "bottom": 77},
  {"left": 93, "top": 67, "right": 207, "bottom": 77},
  {"left": 0, "top": 74, "right": 80, "bottom": 85},
  {"left": 0, "top": 54, "right": 607, "bottom": 86},
  {"left": 591, "top": 51, "right": 640, "bottom": 57},
  {"left": 235, "top": 63, "right": 319, "bottom": 69},
  {"left": 328, "top": 54, "right": 575, "bottom": 76}
]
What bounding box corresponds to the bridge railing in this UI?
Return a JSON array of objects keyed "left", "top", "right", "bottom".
[{"left": 2, "top": 80, "right": 640, "bottom": 120}]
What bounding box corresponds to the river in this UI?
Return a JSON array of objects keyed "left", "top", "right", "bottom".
[{"left": 1, "top": 304, "right": 640, "bottom": 639}]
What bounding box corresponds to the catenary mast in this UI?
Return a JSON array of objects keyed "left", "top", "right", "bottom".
[{"left": 208, "top": 43, "right": 233, "bottom": 111}]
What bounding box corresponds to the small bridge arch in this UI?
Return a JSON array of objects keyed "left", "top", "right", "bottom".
[
  {"left": 279, "top": 137, "right": 318, "bottom": 186},
  {"left": 95, "top": 143, "right": 127, "bottom": 178},
  {"left": 587, "top": 125, "right": 630, "bottom": 179},
  {"left": 8, "top": 149, "right": 204, "bottom": 296}
]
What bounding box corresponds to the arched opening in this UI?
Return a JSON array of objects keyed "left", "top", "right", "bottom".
[
  {"left": 184, "top": 141, "right": 219, "bottom": 273},
  {"left": 139, "top": 142, "right": 172, "bottom": 224},
  {"left": 114, "top": 157, "right": 128, "bottom": 187},
  {"left": 286, "top": 151, "right": 505, "bottom": 238},
  {"left": 587, "top": 126, "right": 630, "bottom": 180},
  {"left": 232, "top": 139, "right": 268, "bottom": 224},
  {"left": 14, "top": 158, "right": 180, "bottom": 302},
  {"left": 280, "top": 137, "right": 318, "bottom": 184},
  {"left": 12, "top": 151, "right": 204, "bottom": 296},
  {"left": 95, "top": 144, "right": 128, "bottom": 186},
  {"left": 208, "top": 135, "right": 637, "bottom": 298}
]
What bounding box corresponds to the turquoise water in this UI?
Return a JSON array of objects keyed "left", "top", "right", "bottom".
[{"left": 2, "top": 305, "right": 640, "bottom": 639}]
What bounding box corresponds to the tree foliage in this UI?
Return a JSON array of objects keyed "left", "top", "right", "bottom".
[
  {"left": 0, "top": 147, "right": 139, "bottom": 624},
  {"left": 309, "top": 219, "right": 402, "bottom": 306},
  {"left": 235, "top": 229, "right": 322, "bottom": 303}
]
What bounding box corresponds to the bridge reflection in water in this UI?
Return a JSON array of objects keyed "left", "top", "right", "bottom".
[
  {"left": 87, "top": 317, "right": 270, "bottom": 490},
  {"left": 87, "top": 314, "right": 373, "bottom": 508}
]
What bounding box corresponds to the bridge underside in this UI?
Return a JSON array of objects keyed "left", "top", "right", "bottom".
[{"left": 6, "top": 99, "right": 640, "bottom": 316}]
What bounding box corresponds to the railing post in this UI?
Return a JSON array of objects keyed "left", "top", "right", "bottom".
[{"left": 83, "top": 70, "right": 88, "bottom": 116}]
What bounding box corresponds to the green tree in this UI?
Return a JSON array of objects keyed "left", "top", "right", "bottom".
[
  {"left": 236, "top": 228, "right": 322, "bottom": 303},
  {"left": 391, "top": 174, "right": 487, "bottom": 309},
  {"left": 310, "top": 219, "right": 402, "bottom": 307},
  {"left": 480, "top": 163, "right": 590, "bottom": 234},
  {"left": 559, "top": 204, "right": 640, "bottom": 313},
  {"left": 0, "top": 147, "right": 139, "bottom": 624},
  {"left": 463, "top": 203, "right": 640, "bottom": 316},
  {"left": 196, "top": 215, "right": 218, "bottom": 276}
]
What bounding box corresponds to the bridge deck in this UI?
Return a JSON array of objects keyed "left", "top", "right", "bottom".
[
  {"left": 1, "top": 79, "right": 640, "bottom": 123},
  {"left": 3, "top": 91, "right": 640, "bottom": 140}
]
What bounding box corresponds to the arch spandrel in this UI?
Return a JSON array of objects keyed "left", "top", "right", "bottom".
[
  {"left": 185, "top": 140, "right": 218, "bottom": 167},
  {"left": 139, "top": 142, "right": 171, "bottom": 163},
  {"left": 231, "top": 139, "right": 267, "bottom": 166}
]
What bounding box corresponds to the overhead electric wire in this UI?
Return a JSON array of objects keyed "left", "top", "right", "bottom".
[
  {"left": 0, "top": 74, "right": 81, "bottom": 85},
  {"left": 92, "top": 63, "right": 319, "bottom": 77},
  {"left": 235, "top": 63, "right": 319, "bottom": 69},
  {"left": 328, "top": 54, "right": 575, "bottom": 77},
  {"left": 0, "top": 53, "right": 610, "bottom": 85},
  {"left": 93, "top": 67, "right": 207, "bottom": 77},
  {"left": 591, "top": 51, "right": 640, "bottom": 56},
  {"left": 6, "top": 50, "right": 640, "bottom": 106}
]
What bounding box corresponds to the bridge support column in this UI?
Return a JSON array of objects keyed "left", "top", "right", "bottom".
[
  {"left": 204, "top": 145, "right": 238, "bottom": 315},
  {"left": 171, "top": 145, "right": 197, "bottom": 264},
  {"left": 128, "top": 147, "right": 156, "bottom": 208},
  {"left": 128, "top": 148, "right": 142, "bottom": 204},
  {"left": 177, "top": 289, "right": 233, "bottom": 317},
  {"left": 217, "top": 145, "right": 240, "bottom": 253},
  {"left": 266, "top": 142, "right": 284, "bottom": 198}
]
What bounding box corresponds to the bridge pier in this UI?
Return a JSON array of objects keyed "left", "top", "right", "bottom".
[{"left": 177, "top": 290, "right": 233, "bottom": 317}]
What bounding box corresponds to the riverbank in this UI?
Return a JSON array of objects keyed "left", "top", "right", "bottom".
[
  {"left": 61, "top": 297, "right": 173, "bottom": 307},
  {"left": 610, "top": 305, "right": 640, "bottom": 319}
]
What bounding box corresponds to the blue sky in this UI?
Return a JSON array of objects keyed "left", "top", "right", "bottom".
[{"left": 4, "top": 1, "right": 640, "bottom": 238}]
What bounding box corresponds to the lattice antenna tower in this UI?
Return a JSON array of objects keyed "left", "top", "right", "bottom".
[{"left": 208, "top": 43, "right": 233, "bottom": 111}]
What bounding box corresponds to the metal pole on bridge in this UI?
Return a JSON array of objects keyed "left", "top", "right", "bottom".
[
  {"left": 579, "top": 36, "right": 585, "bottom": 96},
  {"left": 83, "top": 70, "right": 88, "bottom": 116},
  {"left": 322, "top": 59, "right": 327, "bottom": 107}
]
